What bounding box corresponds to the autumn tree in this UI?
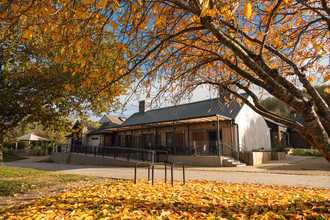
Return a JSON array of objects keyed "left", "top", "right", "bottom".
[
  {"left": 88, "top": 0, "right": 330, "bottom": 162},
  {"left": 0, "top": 0, "right": 139, "bottom": 169}
]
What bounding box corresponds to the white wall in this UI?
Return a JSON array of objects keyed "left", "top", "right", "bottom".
[
  {"left": 86, "top": 134, "right": 101, "bottom": 146},
  {"left": 66, "top": 137, "right": 72, "bottom": 146},
  {"left": 82, "top": 134, "right": 88, "bottom": 146},
  {"left": 235, "top": 97, "right": 271, "bottom": 151}
]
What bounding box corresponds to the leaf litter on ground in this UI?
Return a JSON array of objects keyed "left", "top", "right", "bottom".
[{"left": 0, "top": 179, "right": 329, "bottom": 219}]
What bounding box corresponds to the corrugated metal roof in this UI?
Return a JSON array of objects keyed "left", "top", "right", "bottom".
[
  {"left": 87, "top": 122, "right": 120, "bottom": 135},
  {"left": 104, "top": 115, "right": 127, "bottom": 124},
  {"left": 119, "top": 93, "right": 248, "bottom": 127}
]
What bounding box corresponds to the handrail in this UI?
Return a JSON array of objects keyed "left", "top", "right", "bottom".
[
  {"left": 134, "top": 162, "right": 150, "bottom": 184},
  {"left": 221, "top": 141, "right": 249, "bottom": 164},
  {"left": 222, "top": 140, "right": 249, "bottom": 152},
  {"left": 152, "top": 162, "right": 167, "bottom": 185},
  {"left": 171, "top": 162, "right": 185, "bottom": 186},
  {"left": 71, "top": 145, "right": 168, "bottom": 154}
]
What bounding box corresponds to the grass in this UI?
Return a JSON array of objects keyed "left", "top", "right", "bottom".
[
  {"left": 0, "top": 166, "right": 100, "bottom": 197},
  {"left": 3, "top": 155, "right": 28, "bottom": 162}
]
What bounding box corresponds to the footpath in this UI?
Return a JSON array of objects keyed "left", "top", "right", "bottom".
[{"left": 4, "top": 155, "right": 330, "bottom": 190}]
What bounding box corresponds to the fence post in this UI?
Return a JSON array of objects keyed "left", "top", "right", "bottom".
[
  {"left": 94, "top": 146, "right": 96, "bottom": 157},
  {"left": 85, "top": 146, "right": 87, "bottom": 155},
  {"left": 127, "top": 149, "right": 130, "bottom": 161},
  {"left": 152, "top": 151, "right": 154, "bottom": 165},
  {"left": 142, "top": 150, "right": 144, "bottom": 162},
  {"left": 114, "top": 147, "right": 117, "bottom": 159}
]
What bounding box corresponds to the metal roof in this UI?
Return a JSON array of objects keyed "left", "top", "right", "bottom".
[
  {"left": 87, "top": 121, "right": 119, "bottom": 135},
  {"left": 289, "top": 116, "right": 306, "bottom": 127},
  {"left": 108, "top": 94, "right": 248, "bottom": 131}
]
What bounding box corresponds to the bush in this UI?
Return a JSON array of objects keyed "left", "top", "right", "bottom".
[
  {"left": 2, "top": 148, "right": 12, "bottom": 157},
  {"left": 272, "top": 145, "right": 286, "bottom": 152},
  {"left": 291, "top": 150, "right": 323, "bottom": 157}
]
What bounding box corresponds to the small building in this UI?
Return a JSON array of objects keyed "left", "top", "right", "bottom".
[
  {"left": 85, "top": 115, "right": 127, "bottom": 146},
  {"left": 66, "top": 115, "right": 126, "bottom": 148},
  {"left": 287, "top": 116, "right": 311, "bottom": 148},
  {"left": 265, "top": 119, "right": 288, "bottom": 148},
  {"left": 265, "top": 117, "right": 311, "bottom": 149},
  {"left": 106, "top": 93, "right": 271, "bottom": 157}
]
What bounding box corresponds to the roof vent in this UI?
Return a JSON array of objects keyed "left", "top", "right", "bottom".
[{"left": 139, "top": 100, "right": 151, "bottom": 114}]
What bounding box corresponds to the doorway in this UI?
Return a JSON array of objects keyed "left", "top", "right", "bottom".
[{"left": 208, "top": 130, "right": 222, "bottom": 155}]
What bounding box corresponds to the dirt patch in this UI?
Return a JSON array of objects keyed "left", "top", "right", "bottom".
[
  {"left": 263, "top": 157, "right": 330, "bottom": 176},
  {"left": 0, "top": 179, "right": 107, "bottom": 210}
]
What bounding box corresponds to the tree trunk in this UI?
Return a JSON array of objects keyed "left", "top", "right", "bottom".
[
  {"left": 303, "top": 112, "right": 330, "bottom": 163},
  {"left": 0, "top": 132, "right": 4, "bottom": 171}
]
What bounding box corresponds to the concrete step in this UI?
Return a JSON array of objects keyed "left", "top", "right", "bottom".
[{"left": 222, "top": 156, "right": 246, "bottom": 167}]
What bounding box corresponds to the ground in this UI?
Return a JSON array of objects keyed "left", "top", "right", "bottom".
[
  {"left": 1, "top": 156, "right": 329, "bottom": 210},
  {"left": 264, "top": 157, "right": 330, "bottom": 176}
]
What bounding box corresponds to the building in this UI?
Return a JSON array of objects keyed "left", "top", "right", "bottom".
[
  {"left": 66, "top": 115, "right": 126, "bottom": 147},
  {"left": 106, "top": 94, "right": 271, "bottom": 157},
  {"left": 266, "top": 117, "right": 311, "bottom": 149}
]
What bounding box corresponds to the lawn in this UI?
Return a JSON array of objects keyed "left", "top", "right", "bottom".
[
  {"left": 0, "top": 166, "right": 100, "bottom": 197},
  {"left": 1, "top": 179, "right": 329, "bottom": 219},
  {"left": 3, "top": 155, "right": 28, "bottom": 162}
]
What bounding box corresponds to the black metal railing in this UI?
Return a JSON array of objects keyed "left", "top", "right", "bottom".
[{"left": 68, "top": 145, "right": 168, "bottom": 163}]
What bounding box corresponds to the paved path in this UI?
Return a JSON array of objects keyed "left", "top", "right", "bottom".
[{"left": 5, "top": 155, "right": 330, "bottom": 190}]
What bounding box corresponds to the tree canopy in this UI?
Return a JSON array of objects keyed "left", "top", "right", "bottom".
[
  {"left": 2, "top": 0, "right": 330, "bottom": 163},
  {"left": 100, "top": 0, "right": 330, "bottom": 162},
  {"left": 0, "top": 0, "right": 140, "bottom": 169}
]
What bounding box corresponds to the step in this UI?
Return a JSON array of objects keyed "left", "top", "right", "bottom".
[{"left": 222, "top": 156, "right": 246, "bottom": 167}]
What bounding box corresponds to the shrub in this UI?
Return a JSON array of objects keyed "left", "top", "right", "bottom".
[
  {"left": 291, "top": 150, "right": 323, "bottom": 157},
  {"left": 272, "top": 145, "right": 286, "bottom": 152},
  {"left": 2, "top": 148, "right": 12, "bottom": 156}
]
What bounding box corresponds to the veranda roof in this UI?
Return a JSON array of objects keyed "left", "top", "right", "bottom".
[{"left": 13, "top": 133, "right": 49, "bottom": 142}]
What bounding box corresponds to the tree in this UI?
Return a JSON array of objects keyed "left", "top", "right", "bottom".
[
  {"left": 0, "top": 1, "right": 140, "bottom": 169},
  {"left": 260, "top": 97, "right": 300, "bottom": 118},
  {"left": 96, "top": 0, "right": 330, "bottom": 162},
  {"left": 3, "top": 121, "right": 70, "bottom": 149}
]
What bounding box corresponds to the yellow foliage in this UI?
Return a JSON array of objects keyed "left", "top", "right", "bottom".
[
  {"left": 22, "top": 29, "right": 33, "bottom": 39},
  {"left": 1, "top": 180, "right": 329, "bottom": 219}
]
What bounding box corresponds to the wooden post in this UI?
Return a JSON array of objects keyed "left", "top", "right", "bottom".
[
  {"left": 217, "top": 116, "right": 221, "bottom": 156},
  {"left": 187, "top": 124, "right": 190, "bottom": 155},
  {"left": 155, "top": 127, "right": 158, "bottom": 150},
  {"left": 173, "top": 122, "right": 175, "bottom": 155},
  {"left": 141, "top": 125, "right": 144, "bottom": 149},
  {"left": 230, "top": 120, "right": 233, "bottom": 157},
  {"left": 15, "top": 142, "right": 18, "bottom": 152}
]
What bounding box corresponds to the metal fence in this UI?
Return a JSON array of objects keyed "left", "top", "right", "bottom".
[{"left": 68, "top": 145, "right": 168, "bottom": 163}]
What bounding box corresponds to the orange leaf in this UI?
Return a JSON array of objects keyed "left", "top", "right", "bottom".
[
  {"left": 324, "top": 75, "right": 330, "bottom": 83},
  {"left": 101, "top": 0, "right": 108, "bottom": 8},
  {"left": 243, "top": 2, "right": 252, "bottom": 19}
]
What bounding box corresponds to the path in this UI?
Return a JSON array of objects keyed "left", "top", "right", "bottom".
[{"left": 4, "top": 155, "right": 330, "bottom": 190}]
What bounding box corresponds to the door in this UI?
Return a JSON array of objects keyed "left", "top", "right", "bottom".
[
  {"left": 144, "top": 134, "right": 154, "bottom": 149},
  {"left": 166, "top": 132, "right": 174, "bottom": 154},
  {"left": 208, "top": 130, "right": 222, "bottom": 155}
]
